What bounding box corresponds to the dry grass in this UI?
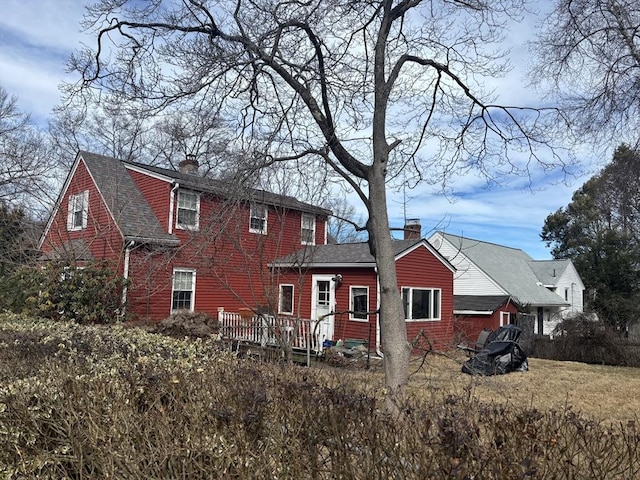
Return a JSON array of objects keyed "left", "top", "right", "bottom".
[{"left": 343, "top": 352, "right": 640, "bottom": 424}]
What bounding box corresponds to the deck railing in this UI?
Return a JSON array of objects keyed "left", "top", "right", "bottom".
[{"left": 217, "top": 310, "right": 319, "bottom": 352}]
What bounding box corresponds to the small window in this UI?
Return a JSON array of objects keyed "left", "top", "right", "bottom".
[
  {"left": 249, "top": 204, "right": 267, "bottom": 234},
  {"left": 176, "top": 190, "right": 199, "bottom": 230},
  {"left": 564, "top": 287, "right": 569, "bottom": 301},
  {"left": 67, "top": 190, "right": 89, "bottom": 231},
  {"left": 279, "top": 284, "right": 294, "bottom": 315},
  {"left": 301, "top": 213, "right": 316, "bottom": 245},
  {"left": 172, "top": 269, "right": 195, "bottom": 312},
  {"left": 402, "top": 287, "right": 441, "bottom": 321},
  {"left": 350, "top": 286, "right": 369, "bottom": 321}
]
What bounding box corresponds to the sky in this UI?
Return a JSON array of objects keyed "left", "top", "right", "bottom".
[{"left": 0, "top": 0, "right": 611, "bottom": 259}]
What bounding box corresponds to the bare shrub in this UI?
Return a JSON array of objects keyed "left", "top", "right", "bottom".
[
  {"left": 1, "top": 314, "right": 638, "bottom": 479},
  {"left": 544, "top": 314, "right": 639, "bottom": 366}
]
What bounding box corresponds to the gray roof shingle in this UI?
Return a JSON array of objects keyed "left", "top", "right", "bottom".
[
  {"left": 123, "top": 160, "right": 332, "bottom": 216},
  {"left": 454, "top": 295, "right": 512, "bottom": 312},
  {"left": 271, "top": 239, "right": 437, "bottom": 267},
  {"left": 439, "top": 232, "right": 568, "bottom": 307},
  {"left": 80, "top": 152, "right": 179, "bottom": 245}
]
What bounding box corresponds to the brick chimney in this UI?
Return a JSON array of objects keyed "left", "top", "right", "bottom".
[
  {"left": 178, "top": 154, "right": 199, "bottom": 174},
  {"left": 404, "top": 218, "right": 422, "bottom": 240}
]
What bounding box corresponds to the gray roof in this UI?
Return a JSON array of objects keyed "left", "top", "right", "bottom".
[
  {"left": 271, "top": 239, "right": 429, "bottom": 267},
  {"left": 80, "top": 152, "right": 179, "bottom": 245},
  {"left": 123, "top": 160, "right": 332, "bottom": 216},
  {"left": 439, "top": 232, "right": 569, "bottom": 307},
  {"left": 528, "top": 259, "right": 571, "bottom": 286},
  {"left": 454, "top": 295, "right": 512, "bottom": 313}
]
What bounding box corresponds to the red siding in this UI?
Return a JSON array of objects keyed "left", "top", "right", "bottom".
[
  {"left": 123, "top": 168, "right": 329, "bottom": 321},
  {"left": 454, "top": 300, "right": 519, "bottom": 344},
  {"left": 396, "top": 245, "right": 455, "bottom": 351},
  {"left": 40, "top": 159, "right": 125, "bottom": 272},
  {"left": 274, "top": 244, "right": 455, "bottom": 352}
]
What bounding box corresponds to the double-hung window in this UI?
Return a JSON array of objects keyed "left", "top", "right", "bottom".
[
  {"left": 350, "top": 286, "right": 369, "bottom": 321},
  {"left": 67, "top": 190, "right": 89, "bottom": 231},
  {"left": 249, "top": 204, "right": 267, "bottom": 234},
  {"left": 279, "top": 284, "right": 294, "bottom": 315},
  {"left": 301, "top": 213, "right": 316, "bottom": 245},
  {"left": 176, "top": 190, "right": 199, "bottom": 230},
  {"left": 402, "top": 287, "right": 441, "bottom": 321},
  {"left": 172, "top": 269, "right": 196, "bottom": 311}
]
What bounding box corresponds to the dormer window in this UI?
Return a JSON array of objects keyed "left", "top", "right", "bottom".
[
  {"left": 67, "top": 190, "right": 89, "bottom": 231},
  {"left": 249, "top": 204, "right": 267, "bottom": 234},
  {"left": 301, "top": 213, "right": 316, "bottom": 245},
  {"left": 176, "top": 190, "right": 199, "bottom": 230}
]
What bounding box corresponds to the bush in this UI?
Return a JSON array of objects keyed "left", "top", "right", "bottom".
[
  {"left": 0, "top": 261, "right": 128, "bottom": 324},
  {"left": 539, "top": 314, "right": 640, "bottom": 366},
  {"left": 1, "top": 315, "right": 638, "bottom": 479},
  {"left": 155, "top": 311, "right": 220, "bottom": 338}
]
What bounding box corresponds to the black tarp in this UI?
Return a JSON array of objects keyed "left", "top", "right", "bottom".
[{"left": 462, "top": 340, "right": 529, "bottom": 376}]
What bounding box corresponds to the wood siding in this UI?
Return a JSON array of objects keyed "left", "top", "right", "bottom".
[
  {"left": 40, "top": 159, "right": 125, "bottom": 272},
  {"left": 431, "top": 232, "right": 506, "bottom": 296}
]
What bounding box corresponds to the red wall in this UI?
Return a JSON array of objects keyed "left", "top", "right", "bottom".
[
  {"left": 274, "top": 244, "right": 456, "bottom": 352},
  {"left": 454, "top": 301, "right": 519, "bottom": 344},
  {"left": 123, "top": 168, "right": 328, "bottom": 321},
  {"left": 396, "top": 245, "right": 455, "bottom": 351},
  {"left": 40, "top": 159, "right": 125, "bottom": 272}
]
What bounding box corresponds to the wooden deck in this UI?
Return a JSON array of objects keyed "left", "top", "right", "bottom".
[{"left": 217, "top": 310, "right": 322, "bottom": 361}]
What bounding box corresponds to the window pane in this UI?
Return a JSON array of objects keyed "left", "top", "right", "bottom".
[
  {"left": 433, "top": 290, "right": 440, "bottom": 319},
  {"left": 352, "top": 287, "right": 368, "bottom": 319},
  {"left": 317, "top": 280, "right": 330, "bottom": 306},
  {"left": 177, "top": 191, "right": 198, "bottom": 227},
  {"left": 280, "top": 285, "right": 293, "bottom": 314},
  {"left": 401, "top": 287, "right": 409, "bottom": 319},
  {"left": 411, "top": 288, "right": 430, "bottom": 319}
]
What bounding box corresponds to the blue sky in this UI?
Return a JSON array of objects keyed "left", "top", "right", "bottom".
[{"left": 0, "top": 1, "right": 610, "bottom": 259}]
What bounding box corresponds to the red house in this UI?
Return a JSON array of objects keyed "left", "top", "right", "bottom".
[
  {"left": 39, "top": 151, "right": 456, "bottom": 351},
  {"left": 270, "top": 238, "right": 456, "bottom": 352},
  {"left": 39, "top": 151, "right": 331, "bottom": 321}
]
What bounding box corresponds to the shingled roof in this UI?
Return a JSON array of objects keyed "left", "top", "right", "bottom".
[
  {"left": 454, "top": 295, "right": 512, "bottom": 313},
  {"left": 437, "top": 232, "right": 569, "bottom": 307},
  {"left": 122, "top": 159, "right": 332, "bottom": 216},
  {"left": 270, "top": 238, "right": 453, "bottom": 269},
  {"left": 79, "top": 152, "right": 179, "bottom": 245}
]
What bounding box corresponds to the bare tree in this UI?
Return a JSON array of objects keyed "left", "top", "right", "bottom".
[
  {"left": 70, "top": 0, "right": 566, "bottom": 409},
  {"left": 0, "top": 86, "right": 55, "bottom": 209},
  {"left": 532, "top": 0, "right": 640, "bottom": 146}
]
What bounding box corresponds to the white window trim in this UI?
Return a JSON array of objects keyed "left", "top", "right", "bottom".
[
  {"left": 175, "top": 190, "right": 200, "bottom": 231},
  {"left": 301, "top": 213, "right": 316, "bottom": 245},
  {"left": 171, "top": 268, "right": 196, "bottom": 312},
  {"left": 349, "top": 285, "right": 369, "bottom": 322},
  {"left": 402, "top": 286, "right": 442, "bottom": 322},
  {"left": 278, "top": 284, "right": 295, "bottom": 315},
  {"left": 66, "top": 190, "right": 89, "bottom": 231},
  {"left": 249, "top": 204, "right": 268, "bottom": 235}
]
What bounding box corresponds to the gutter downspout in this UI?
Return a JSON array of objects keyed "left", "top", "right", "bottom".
[
  {"left": 168, "top": 182, "right": 179, "bottom": 234},
  {"left": 121, "top": 240, "right": 135, "bottom": 318}
]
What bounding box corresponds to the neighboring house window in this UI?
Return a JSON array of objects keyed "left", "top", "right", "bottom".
[
  {"left": 172, "top": 269, "right": 196, "bottom": 311},
  {"left": 279, "top": 284, "right": 294, "bottom": 315},
  {"left": 402, "top": 287, "right": 441, "bottom": 321},
  {"left": 301, "top": 213, "right": 316, "bottom": 245},
  {"left": 564, "top": 287, "right": 569, "bottom": 301},
  {"left": 350, "top": 286, "right": 369, "bottom": 321},
  {"left": 67, "top": 190, "right": 89, "bottom": 231},
  {"left": 176, "top": 190, "right": 199, "bottom": 230},
  {"left": 249, "top": 204, "right": 267, "bottom": 234}
]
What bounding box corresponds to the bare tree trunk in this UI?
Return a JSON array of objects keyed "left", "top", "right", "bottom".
[{"left": 368, "top": 172, "right": 411, "bottom": 410}]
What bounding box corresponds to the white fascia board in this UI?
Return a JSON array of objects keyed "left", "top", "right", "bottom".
[{"left": 454, "top": 310, "right": 493, "bottom": 315}]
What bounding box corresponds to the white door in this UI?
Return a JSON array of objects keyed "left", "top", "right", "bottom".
[{"left": 311, "top": 275, "right": 335, "bottom": 346}]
